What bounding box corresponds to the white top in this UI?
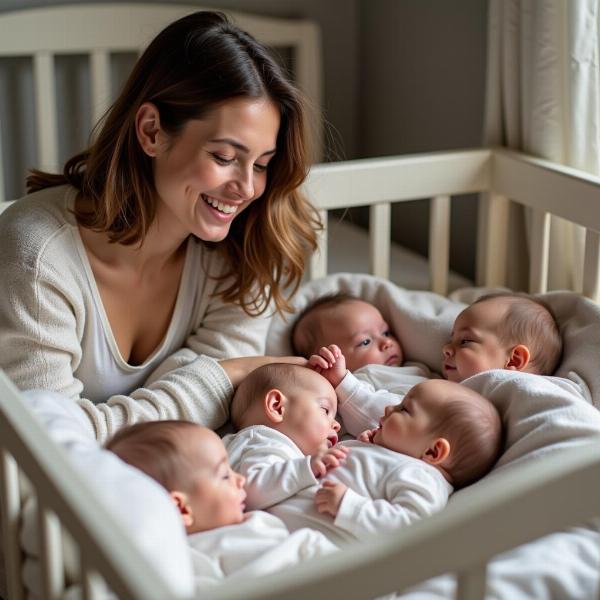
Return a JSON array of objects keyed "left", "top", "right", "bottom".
[
  {"left": 223, "top": 425, "right": 318, "bottom": 510},
  {"left": 338, "top": 363, "right": 433, "bottom": 437},
  {"left": 269, "top": 440, "right": 452, "bottom": 546},
  {"left": 0, "top": 186, "right": 270, "bottom": 442},
  {"left": 188, "top": 511, "right": 337, "bottom": 590}
]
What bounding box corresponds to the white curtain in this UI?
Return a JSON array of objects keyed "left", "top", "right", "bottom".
[{"left": 483, "top": 0, "right": 600, "bottom": 290}]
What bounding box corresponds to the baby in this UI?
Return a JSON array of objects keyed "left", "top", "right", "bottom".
[
  {"left": 224, "top": 363, "right": 348, "bottom": 510},
  {"left": 291, "top": 293, "right": 431, "bottom": 436},
  {"left": 228, "top": 362, "right": 502, "bottom": 547},
  {"left": 292, "top": 292, "right": 404, "bottom": 371},
  {"left": 442, "top": 292, "right": 562, "bottom": 382},
  {"left": 106, "top": 421, "right": 337, "bottom": 586}
]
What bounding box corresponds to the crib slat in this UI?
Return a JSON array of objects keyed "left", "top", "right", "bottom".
[
  {"left": 583, "top": 229, "right": 600, "bottom": 302},
  {"left": 0, "top": 450, "right": 24, "bottom": 600},
  {"left": 33, "top": 52, "right": 59, "bottom": 172},
  {"left": 482, "top": 192, "right": 509, "bottom": 287},
  {"left": 456, "top": 564, "right": 487, "bottom": 600},
  {"left": 429, "top": 194, "right": 451, "bottom": 295},
  {"left": 38, "top": 504, "right": 65, "bottom": 600},
  {"left": 528, "top": 209, "right": 550, "bottom": 294},
  {"left": 90, "top": 50, "right": 111, "bottom": 129},
  {"left": 0, "top": 118, "right": 5, "bottom": 203},
  {"left": 369, "top": 203, "right": 391, "bottom": 279},
  {"left": 81, "top": 561, "right": 105, "bottom": 600},
  {"left": 309, "top": 209, "right": 328, "bottom": 280}
]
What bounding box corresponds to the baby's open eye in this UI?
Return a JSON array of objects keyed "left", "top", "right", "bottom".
[
  {"left": 383, "top": 330, "right": 392, "bottom": 337},
  {"left": 460, "top": 338, "right": 473, "bottom": 346},
  {"left": 321, "top": 406, "right": 330, "bottom": 415},
  {"left": 358, "top": 339, "right": 371, "bottom": 348}
]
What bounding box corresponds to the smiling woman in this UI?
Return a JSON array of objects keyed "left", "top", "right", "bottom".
[{"left": 0, "top": 11, "right": 320, "bottom": 442}]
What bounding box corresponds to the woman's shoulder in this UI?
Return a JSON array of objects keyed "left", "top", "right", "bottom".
[{"left": 0, "top": 185, "right": 78, "bottom": 272}]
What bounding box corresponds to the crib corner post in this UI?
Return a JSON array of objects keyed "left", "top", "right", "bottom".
[{"left": 480, "top": 192, "right": 509, "bottom": 288}]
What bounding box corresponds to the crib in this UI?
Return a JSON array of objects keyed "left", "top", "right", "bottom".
[{"left": 2, "top": 3, "right": 600, "bottom": 600}]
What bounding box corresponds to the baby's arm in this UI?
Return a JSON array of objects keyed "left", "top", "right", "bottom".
[
  {"left": 336, "top": 372, "right": 402, "bottom": 437},
  {"left": 228, "top": 433, "right": 346, "bottom": 511}
]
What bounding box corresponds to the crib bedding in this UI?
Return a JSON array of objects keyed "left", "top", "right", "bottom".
[
  {"left": 15, "top": 273, "right": 600, "bottom": 598},
  {"left": 266, "top": 272, "right": 600, "bottom": 598}
]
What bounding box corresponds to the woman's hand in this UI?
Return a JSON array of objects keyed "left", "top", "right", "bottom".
[{"left": 220, "top": 355, "right": 307, "bottom": 387}]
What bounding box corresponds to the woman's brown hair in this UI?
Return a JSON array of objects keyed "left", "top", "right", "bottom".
[{"left": 27, "top": 11, "right": 321, "bottom": 315}]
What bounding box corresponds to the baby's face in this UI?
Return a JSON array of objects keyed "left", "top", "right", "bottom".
[
  {"left": 282, "top": 369, "right": 340, "bottom": 455},
  {"left": 372, "top": 380, "right": 449, "bottom": 457},
  {"left": 442, "top": 299, "right": 512, "bottom": 382},
  {"left": 184, "top": 428, "right": 247, "bottom": 533},
  {"left": 313, "top": 300, "right": 403, "bottom": 372}
]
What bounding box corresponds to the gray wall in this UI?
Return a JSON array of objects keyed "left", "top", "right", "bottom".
[
  {"left": 0, "top": 0, "right": 487, "bottom": 278},
  {"left": 357, "top": 0, "right": 488, "bottom": 279}
]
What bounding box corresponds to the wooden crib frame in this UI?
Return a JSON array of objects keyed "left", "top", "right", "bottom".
[
  {"left": 2, "top": 146, "right": 600, "bottom": 599},
  {"left": 2, "top": 3, "right": 600, "bottom": 599}
]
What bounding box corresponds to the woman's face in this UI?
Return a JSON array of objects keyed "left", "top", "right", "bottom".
[{"left": 151, "top": 96, "right": 280, "bottom": 243}]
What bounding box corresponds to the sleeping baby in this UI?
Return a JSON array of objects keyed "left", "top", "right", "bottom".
[
  {"left": 105, "top": 420, "right": 337, "bottom": 589},
  {"left": 227, "top": 362, "right": 501, "bottom": 547}
]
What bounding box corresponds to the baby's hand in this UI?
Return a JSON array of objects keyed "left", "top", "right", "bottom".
[
  {"left": 358, "top": 428, "right": 377, "bottom": 443},
  {"left": 308, "top": 344, "right": 348, "bottom": 388},
  {"left": 315, "top": 480, "right": 348, "bottom": 517},
  {"left": 310, "top": 445, "right": 350, "bottom": 478}
]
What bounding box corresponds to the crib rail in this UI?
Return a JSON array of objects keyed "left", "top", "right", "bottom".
[
  {"left": 0, "top": 371, "right": 178, "bottom": 600},
  {"left": 305, "top": 148, "right": 600, "bottom": 301}
]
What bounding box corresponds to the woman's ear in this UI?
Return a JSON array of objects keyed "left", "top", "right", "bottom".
[
  {"left": 135, "top": 102, "right": 162, "bottom": 157},
  {"left": 506, "top": 344, "right": 530, "bottom": 371},
  {"left": 264, "top": 389, "right": 286, "bottom": 424},
  {"left": 421, "top": 438, "right": 450, "bottom": 465},
  {"left": 170, "top": 491, "right": 194, "bottom": 528}
]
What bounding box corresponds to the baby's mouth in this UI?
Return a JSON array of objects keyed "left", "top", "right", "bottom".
[{"left": 327, "top": 434, "right": 338, "bottom": 448}]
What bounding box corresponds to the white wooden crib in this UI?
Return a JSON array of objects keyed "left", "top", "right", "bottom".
[{"left": 2, "top": 3, "right": 600, "bottom": 600}]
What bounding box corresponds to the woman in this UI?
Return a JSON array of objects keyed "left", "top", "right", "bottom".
[{"left": 0, "top": 11, "right": 320, "bottom": 442}]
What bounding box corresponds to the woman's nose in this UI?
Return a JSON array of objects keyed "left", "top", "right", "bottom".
[{"left": 232, "top": 166, "right": 254, "bottom": 200}]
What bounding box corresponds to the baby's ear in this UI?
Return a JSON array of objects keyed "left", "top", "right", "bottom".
[
  {"left": 422, "top": 438, "right": 450, "bottom": 465},
  {"left": 264, "top": 389, "right": 286, "bottom": 424},
  {"left": 506, "top": 344, "right": 530, "bottom": 371},
  {"left": 170, "top": 491, "right": 194, "bottom": 528}
]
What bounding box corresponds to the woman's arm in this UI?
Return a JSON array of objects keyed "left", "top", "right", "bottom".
[{"left": 0, "top": 250, "right": 233, "bottom": 443}]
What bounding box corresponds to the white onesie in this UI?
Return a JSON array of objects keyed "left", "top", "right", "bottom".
[{"left": 188, "top": 511, "right": 337, "bottom": 590}]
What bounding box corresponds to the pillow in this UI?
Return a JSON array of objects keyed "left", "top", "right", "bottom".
[
  {"left": 267, "top": 273, "right": 465, "bottom": 373},
  {"left": 20, "top": 390, "right": 194, "bottom": 598}
]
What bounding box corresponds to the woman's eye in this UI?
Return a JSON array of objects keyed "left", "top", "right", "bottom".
[
  {"left": 253, "top": 163, "right": 268, "bottom": 173},
  {"left": 212, "top": 153, "right": 234, "bottom": 165}
]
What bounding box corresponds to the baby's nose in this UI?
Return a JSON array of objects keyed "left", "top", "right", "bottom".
[
  {"left": 236, "top": 472, "right": 246, "bottom": 488},
  {"left": 384, "top": 405, "right": 393, "bottom": 416},
  {"left": 332, "top": 419, "right": 341, "bottom": 433},
  {"left": 443, "top": 343, "right": 453, "bottom": 357}
]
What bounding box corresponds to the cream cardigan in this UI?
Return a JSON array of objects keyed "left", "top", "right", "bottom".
[{"left": 0, "top": 186, "right": 270, "bottom": 442}]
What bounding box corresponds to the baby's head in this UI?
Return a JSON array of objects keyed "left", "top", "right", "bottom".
[
  {"left": 442, "top": 292, "right": 562, "bottom": 382},
  {"left": 291, "top": 293, "right": 403, "bottom": 371},
  {"left": 231, "top": 363, "right": 341, "bottom": 454},
  {"left": 106, "top": 421, "right": 246, "bottom": 534},
  {"left": 372, "top": 379, "right": 502, "bottom": 489}
]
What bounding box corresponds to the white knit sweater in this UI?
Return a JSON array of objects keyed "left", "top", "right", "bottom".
[{"left": 0, "top": 185, "right": 270, "bottom": 442}]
